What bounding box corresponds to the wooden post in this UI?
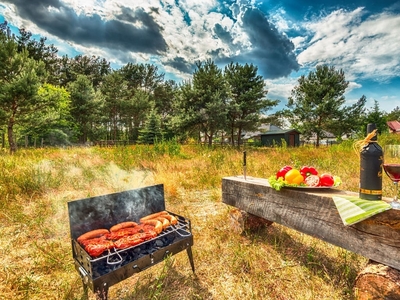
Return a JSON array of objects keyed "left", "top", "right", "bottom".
[{"left": 229, "top": 208, "right": 273, "bottom": 233}]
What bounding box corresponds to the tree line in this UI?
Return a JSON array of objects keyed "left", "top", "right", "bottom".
[{"left": 0, "top": 21, "right": 399, "bottom": 153}]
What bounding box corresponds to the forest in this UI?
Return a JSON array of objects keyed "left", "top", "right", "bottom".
[{"left": 1, "top": 21, "right": 399, "bottom": 153}]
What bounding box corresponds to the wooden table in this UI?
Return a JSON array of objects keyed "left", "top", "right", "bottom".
[{"left": 221, "top": 176, "right": 400, "bottom": 271}]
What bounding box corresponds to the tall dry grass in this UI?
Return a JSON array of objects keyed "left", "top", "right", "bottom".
[{"left": 0, "top": 135, "right": 399, "bottom": 300}]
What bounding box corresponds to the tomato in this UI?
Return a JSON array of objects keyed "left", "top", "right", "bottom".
[
  {"left": 276, "top": 165, "right": 293, "bottom": 179},
  {"left": 284, "top": 169, "right": 304, "bottom": 184},
  {"left": 300, "top": 166, "right": 318, "bottom": 178},
  {"left": 319, "top": 174, "right": 334, "bottom": 187},
  {"left": 304, "top": 175, "right": 320, "bottom": 187}
]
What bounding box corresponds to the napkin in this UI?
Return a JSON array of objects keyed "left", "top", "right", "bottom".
[{"left": 332, "top": 195, "right": 391, "bottom": 226}]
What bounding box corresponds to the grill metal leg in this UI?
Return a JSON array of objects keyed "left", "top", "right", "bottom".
[{"left": 186, "top": 246, "right": 195, "bottom": 273}]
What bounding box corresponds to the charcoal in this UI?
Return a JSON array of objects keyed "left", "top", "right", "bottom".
[
  {"left": 82, "top": 229, "right": 186, "bottom": 278},
  {"left": 155, "top": 239, "right": 164, "bottom": 247}
]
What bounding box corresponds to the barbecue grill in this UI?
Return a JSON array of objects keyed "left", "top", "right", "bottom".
[{"left": 67, "top": 184, "right": 195, "bottom": 300}]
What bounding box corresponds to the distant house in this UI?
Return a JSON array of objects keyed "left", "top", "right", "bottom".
[
  {"left": 242, "top": 124, "right": 282, "bottom": 140},
  {"left": 260, "top": 129, "right": 301, "bottom": 147},
  {"left": 242, "top": 124, "right": 301, "bottom": 147},
  {"left": 387, "top": 120, "right": 400, "bottom": 134}
]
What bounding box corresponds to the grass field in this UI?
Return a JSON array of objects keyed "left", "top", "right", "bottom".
[{"left": 0, "top": 136, "right": 399, "bottom": 300}]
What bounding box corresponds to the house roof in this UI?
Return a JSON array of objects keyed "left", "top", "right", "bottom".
[
  {"left": 260, "top": 129, "right": 301, "bottom": 136},
  {"left": 387, "top": 120, "right": 400, "bottom": 133},
  {"left": 242, "top": 124, "right": 283, "bottom": 139}
]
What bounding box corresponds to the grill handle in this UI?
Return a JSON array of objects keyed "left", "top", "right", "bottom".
[
  {"left": 175, "top": 227, "right": 192, "bottom": 237},
  {"left": 78, "top": 266, "right": 89, "bottom": 284},
  {"left": 106, "top": 248, "right": 123, "bottom": 265}
]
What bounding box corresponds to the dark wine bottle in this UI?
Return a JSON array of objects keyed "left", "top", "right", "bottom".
[{"left": 359, "top": 123, "right": 383, "bottom": 200}]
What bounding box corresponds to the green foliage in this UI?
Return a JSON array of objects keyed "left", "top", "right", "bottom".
[
  {"left": 173, "top": 60, "right": 229, "bottom": 146},
  {"left": 117, "top": 63, "right": 166, "bottom": 142},
  {"left": 224, "top": 62, "right": 278, "bottom": 146},
  {"left": 330, "top": 95, "right": 367, "bottom": 139},
  {"left": 0, "top": 34, "right": 47, "bottom": 152},
  {"left": 268, "top": 176, "right": 286, "bottom": 191},
  {"left": 120, "top": 62, "right": 164, "bottom": 92},
  {"left": 16, "top": 28, "right": 59, "bottom": 84},
  {"left": 121, "top": 88, "right": 153, "bottom": 142},
  {"left": 100, "top": 71, "right": 127, "bottom": 140},
  {"left": 23, "top": 83, "right": 72, "bottom": 143},
  {"left": 284, "top": 65, "right": 364, "bottom": 146},
  {"left": 363, "top": 100, "right": 388, "bottom": 134},
  {"left": 153, "top": 138, "right": 182, "bottom": 157},
  {"left": 67, "top": 74, "right": 98, "bottom": 143},
  {"left": 58, "top": 54, "right": 111, "bottom": 88},
  {"left": 45, "top": 129, "right": 71, "bottom": 146},
  {"left": 138, "top": 108, "right": 163, "bottom": 144},
  {"left": 386, "top": 106, "right": 400, "bottom": 121}
]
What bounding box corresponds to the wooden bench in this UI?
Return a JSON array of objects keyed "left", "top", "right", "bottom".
[{"left": 221, "top": 176, "right": 400, "bottom": 299}]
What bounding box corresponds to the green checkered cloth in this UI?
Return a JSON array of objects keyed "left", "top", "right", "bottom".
[{"left": 332, "top": 195, "right": 391, "bottom": 226}]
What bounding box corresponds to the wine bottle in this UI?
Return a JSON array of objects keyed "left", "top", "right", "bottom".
[{"left": 359, "top": 123, "right": 383, "bottom": 200}]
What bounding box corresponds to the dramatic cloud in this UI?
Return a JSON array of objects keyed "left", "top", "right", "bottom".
[
  {"left": 229, "top": 7, "right": 300, "bottom": 78},
  {"left": 4, "top": 0, "right": 168, "bottom": 54},
  {"left": 2, "top": 0, "right": 300, "bottom": 79}
]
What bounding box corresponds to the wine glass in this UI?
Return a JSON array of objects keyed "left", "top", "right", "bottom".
[{"left": 383, "top": 145, "right": 400, "bottom": 209}]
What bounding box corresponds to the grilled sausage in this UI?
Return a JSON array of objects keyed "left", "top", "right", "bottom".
[
  {"left": 110, "top": 221, "right": 138, "bottom": 232},
  {"left": 77, "top": 229, "right": 109, "bottom": 243},
  {"left": 162, "top": 214, "right": 178, "bottom": 225},
  {"left": 156, "top": 217, "right": 170, "bottom": 230},
  {"left": 139, "top": 211, "right": 168, "bottom": 223},
  {"left": 141, "top": 219, "right": 163, "bottom": 234}
]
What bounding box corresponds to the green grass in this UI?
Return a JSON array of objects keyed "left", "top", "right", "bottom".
[{"left": 0, "top": 135, "right": 399, "bottom": 300}]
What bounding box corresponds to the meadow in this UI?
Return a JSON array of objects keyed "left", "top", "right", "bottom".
[{"left": 1, "top": 135, "right": 400, "bottom": 300}]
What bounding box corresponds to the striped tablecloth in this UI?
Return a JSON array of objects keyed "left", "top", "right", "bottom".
[{"left": 332, "top": 195, "right": 391, "bottom": 226}]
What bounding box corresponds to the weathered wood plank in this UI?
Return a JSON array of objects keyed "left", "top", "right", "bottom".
[{"left": 221, "top": 176, "right": 400, "bottom": 270}]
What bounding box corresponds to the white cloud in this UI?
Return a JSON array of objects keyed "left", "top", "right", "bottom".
[
  {"left": 291, "top": 36, "right": 306, "bottom": 50},
  {"left": 269, "top": 8, "right": 290, "bottom": 32},
  {"left": 297, "top": 8, "right": 400, "bottom": 82},
  {"left": 263, "top": 77, "right": 298, "bottom": 111},
  {"left": 346, "top": 81, "right": 362, "bottom": 93}
]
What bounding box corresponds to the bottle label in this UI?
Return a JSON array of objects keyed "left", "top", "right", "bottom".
[{"left": 359, "top": 188, "right": 382, "bottom": 195}]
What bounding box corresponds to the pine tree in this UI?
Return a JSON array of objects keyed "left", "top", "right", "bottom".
[{"left": 138, "top": 109, "right": 163, "bottom": 144}]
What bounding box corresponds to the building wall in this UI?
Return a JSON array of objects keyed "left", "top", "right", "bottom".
[
  {"left": 261, "top": 134, "right": 285, "bottom": 146},
  {"left": 261, "top": 133, "right": 300, "bottom": 147}
]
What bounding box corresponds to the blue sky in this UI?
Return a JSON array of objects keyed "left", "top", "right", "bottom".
[{"left": 1, "top": 0, "right": 400, "bottom": 114}]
